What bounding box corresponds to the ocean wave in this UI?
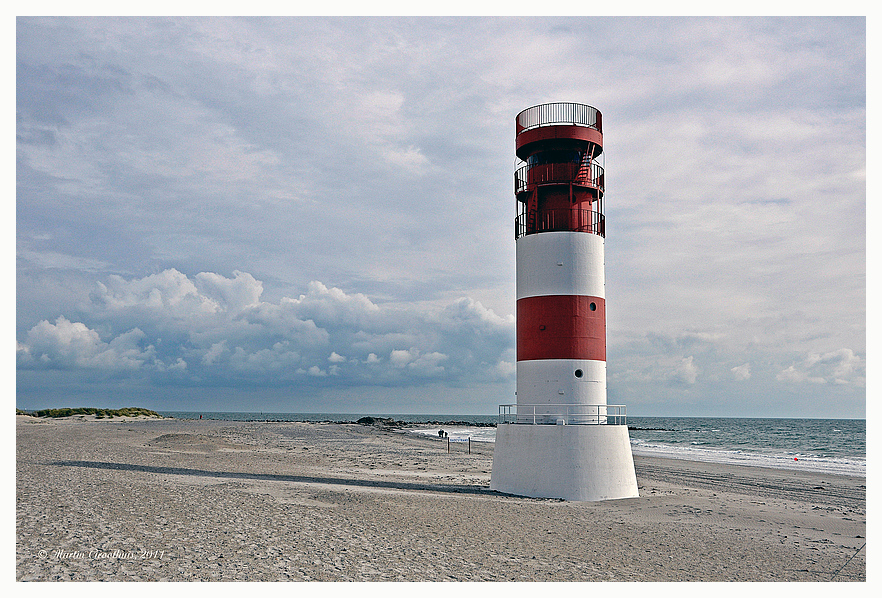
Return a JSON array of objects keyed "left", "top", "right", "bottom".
[
  {"left": 407, "top": 426, "right": 497, "bottom": 443},
  {"left": 405, "top": 427, "right": 866, "bottom": 477},
  {"left": 629, "top": 440, "right": 866, "bottom": 477}
]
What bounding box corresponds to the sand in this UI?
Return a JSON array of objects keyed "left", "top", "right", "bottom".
[{"left": 15, "top": 415, "right": 866, "bottom": 582}]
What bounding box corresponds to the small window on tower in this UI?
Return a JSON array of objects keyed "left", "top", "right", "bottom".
[
  {"left": 574, "top": 369, "right": 583, "bottom": 378},
  {"left": 589, "top": 302, "right": 597, "bottom": 311}
]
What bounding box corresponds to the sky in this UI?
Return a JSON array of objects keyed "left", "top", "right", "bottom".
[{"left": 14, "top": 16, "right": 866, "bottom": 418}]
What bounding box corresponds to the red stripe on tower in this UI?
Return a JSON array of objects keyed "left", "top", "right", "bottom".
[{"left": 516, "top": 295, "right": 606, "bottom": 361}]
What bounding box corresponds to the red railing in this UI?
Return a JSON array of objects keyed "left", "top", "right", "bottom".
[
  {"left": 515, "top": 208, "right": 605, "bottom": 239},
  {"left": 514, "top": 162, "right": 605, "bottom": 195},
  {"left": 516, "top": 102, "right": 602, "bottom": 135}
]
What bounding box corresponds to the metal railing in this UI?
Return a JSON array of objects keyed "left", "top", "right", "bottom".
[
  {"left": 515, "top": 162, "right": 604, "bottom": 195},
  {"left": 515, "top": 208, "right": 605, "bottom": 239},
  {"left": 516, "top": 102, "right": 602, "bottom": 135},
  {"left": 499, "top": 403, "right": 627, "bottom": 426}
]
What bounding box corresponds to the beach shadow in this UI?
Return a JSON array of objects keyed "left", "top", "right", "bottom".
[{"left": 47, "top": 460, "right": 499, "bottom": 498}]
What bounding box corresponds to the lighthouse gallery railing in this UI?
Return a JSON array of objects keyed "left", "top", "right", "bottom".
[
  {"left": 516, "top": 102, "right": 602, "bottom": 134},
  {"left": 514, "top": 162, "right": 604, "bottom": 195},
  {"left": 498, "top": 404, "right": 627, "bottom": 426},
  {"left": 515, "top": 208, "right": 605, "bottom": 239}
]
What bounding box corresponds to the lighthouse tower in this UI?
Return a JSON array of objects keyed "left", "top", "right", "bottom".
[{"left": 490, "top": 102, "right": 638, "bottom": 501}]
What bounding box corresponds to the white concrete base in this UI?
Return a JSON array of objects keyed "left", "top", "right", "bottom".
[{"left": 490, "top": 424, "right": 639, "bottom": 502}]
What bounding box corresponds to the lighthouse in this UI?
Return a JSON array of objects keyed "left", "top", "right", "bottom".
[{"left": 490, "top": 102, "right": 639, "bottom": 501}]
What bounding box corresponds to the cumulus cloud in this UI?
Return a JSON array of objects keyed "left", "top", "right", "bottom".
[
  {"left": 390, "top": 348, "right": 448, "bottom": 376},
  {"left": 390, "top": 348, "right": 418, "bottom": 368},
  {"left": 674, "top": 356, "right": 699, "bottom": 385},
  {"left": 202, "top": 341, "right": 228, "bottom": 366},
  {"left": 612, "top": 342, "right": 702, "bottom": 387},
  {"left": 306, "top": 365, "right": 328, "bottom": 377},
  {"left": 95, "top": 269, "right": 221, "bottom": 319},
  {"left": 383, "top": 145, "right": 430, "bottom": 173},
  {"left": 195, "top": 270, "right": 263, "bottom": 312},
  {"left": 776, "top": 349, "right": 864, "bottom": 386},
  {"left": 286, "top": 281, "right": 382, "bottom": 330},
  {"left": 16, "top": 269, "right": 515, "bottom": 390},
  {"left": 17, "top": 316, "right": 155, "bottom": 371},
  {"left": 731, "top": 363, "right": 751, "bottom": 381}
]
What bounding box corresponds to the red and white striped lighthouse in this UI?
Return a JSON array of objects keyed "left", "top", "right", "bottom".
[{"left": 491, "top": 102, "right": 638, "bottom": 501}]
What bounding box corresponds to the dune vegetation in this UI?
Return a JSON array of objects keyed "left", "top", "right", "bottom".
[{"left": 19, "top": 407, "right": 162, "bottom": 419}]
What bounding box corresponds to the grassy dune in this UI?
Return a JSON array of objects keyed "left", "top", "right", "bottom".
[{"left": 17, "top": 407, "right": 162, "bottom": 419}]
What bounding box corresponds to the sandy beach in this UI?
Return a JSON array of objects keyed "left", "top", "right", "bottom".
[{"left": 16, "top": 415, "right": 866, "bottom": 582}]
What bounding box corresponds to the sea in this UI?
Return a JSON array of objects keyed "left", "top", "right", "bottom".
[{"left": 159, "top": 412, "right": 866, "bottom": 478}]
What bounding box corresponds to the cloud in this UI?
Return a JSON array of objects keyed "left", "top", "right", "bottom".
[
  {"left": 195, "top": 270, "right": 263, "bottom": 312},
  {"left": 389, "top": 347, "right": 448, "bottom": 376},
  {"left": 776, "top": 349, "right": 865, "bottom": 386},
  {"left": 390, "top": 348, "right": 417, "bottom": 368},
  {"left": 383, "top": 145, "right": 430, "bottom": 173},
  {"left": 286, "top": 281, "right": 381, "bottom": 330},
  {"left": 407, "top": 351, "right": 448, "bottom": 376},
  {"left": 674, "top": 356, "right": 699, "bottom": 385},
  {"left": 611, "top": 347, "right": 701, "bottom": 388},
  {"left": 16, "top": 269, "right": 515, "bottom": 390},
  {"left": 731, "top": 363, "right": 751, "bottom": 381},
  {"left": 17, "top": 316, "right": 155, "bottom": 371},
  {"left": 95, "top": 269, "right": 220, "bottom": 317},
  {"left": 201, "top": 341, "right": 228, "bottom": 366}
]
